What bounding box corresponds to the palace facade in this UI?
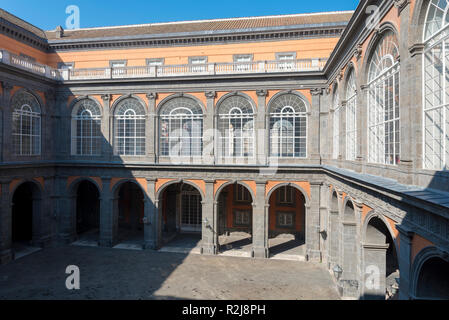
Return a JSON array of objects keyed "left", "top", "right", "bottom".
[{"left": 0, "top": 0, "right": 449, "bottom": 300}]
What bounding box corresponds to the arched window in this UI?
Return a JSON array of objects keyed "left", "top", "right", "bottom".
[
  {"left": 114, "top": 98, "right": 146, "bottom": 156},
  {"left": 332, "top": 86, "right": 341, "bottom": 160},
  {"left": 269, "top": 94, "right": 307, "bottom": 158},
  {"left": 11, "top": 91, "right": 41, "bottom": 156},
  {"left": 159, "top": 97, "right": 203, "bottom": 157},
  {"left": 345, "top": 69, "right": 357, "bottom": 161},
  {"left": 71, "top": 99, "right": 102, "bottom": 156},
  {"left": 217, "top": 95, "right": 254, "bottom": 158},
  {"left": 367, "top": 30, "right": 400, "bottom": 165},
  {"left": 423, "top": 0, "right": 449, "bottom": 170}
]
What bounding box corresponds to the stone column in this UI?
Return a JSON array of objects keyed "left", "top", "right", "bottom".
[
  {"left": 309, "top": 89, "right": 322, "bottom": 163},
  {"left": 329, "top": 203, "right": 340, "bottom": 268},
  {"left": 201, "top": 180, "right": 217, "bottom": 255},
  {"left": 0, "top": 180, "right": 12, "bottom": 264},
  {"left": 340, "top": 100, "right": 347, "bottom": 162},
  {"left": 36, "top": 180, "right": 53, "bottom": 247},
  {"left": 146, "top": 93, "right": 157, "bottom": 163},
  {"left": 306, "top": 181, "right": 322, "bottom": 262},
  {"left": 43, "top": 90, "right": 55, "bottom": 159},
  {"left": 252, "top": 181, "right": 268, "bottom": 258},
  {"left": 256, "top": 89, "right": 267, "bottom": 166},
  {"left": 359, "top": 85, "right": 369, "bottom": 172},
  {"left": 55, "top": 176, "right": 75, "bottom": 244},
  {"left": 319, "top": 183, "right": 329, "bottom": 265},
  {"left": 143, "top": 178, "right": 157, "bottom": 249},
  {"left": 57, "top": 93, "right": 71, "bottom": 158},
  {"left": 204, "top": 91, "right": 215, "bottom": 165},
  {"left": 396, "top": 224, "right": 414, "bottom": 300},
  {"left": 2, "top": 82, "right": 13, "bottom": 161},
  {"left": 320, "top": 89, "right": 331, "bottom": 160},
  {"left": 99, "top": 178, "right": 117, "bottom": 247},
  {"left": 101, "top": 94, "right": 112, "bottom": 159},
  {"left": 396, "top": 0, "right": 416, "bottom": 184}
]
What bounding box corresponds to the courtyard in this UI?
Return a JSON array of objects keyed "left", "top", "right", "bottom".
[{"left": 0, "top": 246, "right": 340, "bottom": 300}]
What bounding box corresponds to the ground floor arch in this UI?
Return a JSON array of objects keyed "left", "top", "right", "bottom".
[
  {"left": 115, "top": 181, "right": 145, "bottom": 247},
  {"left": 11, "top": 181, "right": 42, "bottom": 257},
  {"left": 362, "top": 215, "right": 399, "bottom": 300},
  {"left": 216, "top": 182, "right": 253, "bottom": 256},
  {"left": 158, "top": 182, "right": 203, "bottom": 250},
  {"left": 74, "top": 180, "right": 100, "bottom": 243},
  {"left": 415, "top": 255, "right": 449, "bottom": 300},
  {"left": 267, "top": 185, "right": 306, "bottom": 258}
]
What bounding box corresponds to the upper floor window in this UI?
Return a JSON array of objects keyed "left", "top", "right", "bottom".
[
  {"left": 269, "top": 93, "right": 307, "bottom": 158},
  {"left": 217, "top": 95, "right": 254, "bottom": 159},
  {"left": 11, "top": 91, "right": 41, "bottom": 156},
  {"left": 146, "top": 58, "right": 165, "bottom": 67},
  {"left": 367, "top": 30, "right": 400, "bottom": 165},
  {"left": 332, "top": 85, "right": 341, "bottom": 160},
  {"left": 233, "top": 54, "right": 253, "bottom": 72},
  {"left": 423, "top": 0, "right": 449, "bottom": 170},
  {"left": 276, "top": 52, "right": 296, "bottom": 70},
  {"left": 71, "top": 99, "right": 102, "bottom": 156},
  {"left": 189, "top": 56, "right": 208, "bottom": 73},
  {"left": 159, "top": 97, "right": 203, "bottom": 157},
  {"left": 114, "top": 98, "right": 146, "bottom": 156},
  {"left": 345, "top": 69, "right": 357, "bottom": 161}
]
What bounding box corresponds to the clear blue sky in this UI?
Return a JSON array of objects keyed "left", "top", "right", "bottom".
[{"left": 0, "top": 0, "right": 359, "bottom": 31}]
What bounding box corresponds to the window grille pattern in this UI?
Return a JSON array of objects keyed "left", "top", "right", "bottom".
[
  {"left": 333, "top": 87, "right": 341, "bottom": 159},
  {"left": 277, "top": 186, "right": 294, "bottom": 205},
  {"left": 159, "top": 97, "right": 203, "bottom": 157},
  {"left": 367, "top": 31, "right": 400, "bottom": 165},
  {"left": 346, "top": 69, "right": 357, "bottom": 161},
  {"left": 277, "top": 212, "right": 294, "bottom": 227},
  {"left": 234, "top": 210, "right": 251, "bottom": 226},
  {"left": 269, "top": 94, "right": 307, "bottom": 158},
  {"left": 423, "top": 0, "right": 449, "bottom": 170},
  {"left": 114, "top": 98, "right": 146, "bottom": 156},
  {"left": 217, "top": 95, "right": 254, "bottom": 158},
  {"left": 180, "top": 184, "right": 202, "bottom": 232},
  {"left": 235, "top": 184, "right": 252, "bottom": 202},
  {"left": 71, "top": 99, "right": 102, "bottom": 155},
  {"left": 11, "top": 91, "right": 41, "bottom": 156}
]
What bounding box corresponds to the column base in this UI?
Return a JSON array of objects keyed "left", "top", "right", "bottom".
[
  {"left": 144, "top": 240, "right": 157, "bottom": 250},
  {"left": 306, "top": 249, "right": 322, "bottom": 262},
  {"left": 99, "top": 238, "right": 115, "bottom": 248},
  {"left": 201, "top": 244, "right": 217, "bottom": 256},
  {"left": 0, "top": 249, "right": 13, "bottom": 265},
  {"left": 252, "top": 246, "right": 268, "bottom": 259}
]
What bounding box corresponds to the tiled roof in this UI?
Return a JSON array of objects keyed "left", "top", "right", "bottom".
[{"left": 44, "top": 11, "right": 353, "bottom": 41}]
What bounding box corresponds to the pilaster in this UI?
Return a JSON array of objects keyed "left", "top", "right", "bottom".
[
  {"left": 201, "top": 180, "right": 217, "bottom": 255},
  {"left": 252, "top": 181, "right": 268, "bottom": 258}
]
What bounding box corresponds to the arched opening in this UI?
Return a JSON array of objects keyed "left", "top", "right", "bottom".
[
  {"left": 267, "top": 185, "right": 306, "bottom": 258},
  {"left": 216, "top": 183, "right": 253, "bottom": 257},
  {"left": 11, "top": 182, "right": 42, "bottom": 258},
  {"left": 158, "top": 182, "right": 203, "bottom": 252},
  {"left": 340, "top": 200, "right": 358, "bottom": 298},
  {"left": 416, "top": 257, "right": 449, "bottom": 299},
  {"left": 115, "top": 182, "right": 145, "bottom": 248},
  {"left": 363, "top": 216, "right": 399, "bottom": 300},
  {"left": 74, "top": 180, "right": 100, "bottom": 245}
]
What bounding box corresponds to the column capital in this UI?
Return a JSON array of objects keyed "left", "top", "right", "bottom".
[
  {"left": 1, "top": 81, "right": 13, "bottom": 91},
  {"left": 310, "top": 88, "right": 323, "bottom": 96},
  {"left": 146, "top": 92, "right": 158, "bottom": 100},
  {"left": 256, "top": 89, "right": 268, "bottom": 97},
  {"left": 205, "top": 91, "right": 216, "bottom": 99},
  {"left": 101, "top": 94, "right": 112, "bottom": 102},
  {"left": 394, "top": 0, "right": 410, "bottom": 13},
  {"left": 409, "top": 43, "right": 425, "bottom": 58}
]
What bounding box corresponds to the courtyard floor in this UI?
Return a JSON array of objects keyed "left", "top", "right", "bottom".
[{"left": 0, "top": 246, "right": 340, "bottom": 300}]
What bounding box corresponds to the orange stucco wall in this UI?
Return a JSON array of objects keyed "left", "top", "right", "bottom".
[
  {"left": 0, "top": 34, "right": 48, "bottom": 65},
  {"left": 224, "top": 184, "right": 253, "bottom": 230},
  {"left": 268, "top": 187, "right": 305, "bottom": 233},
  {"left": 47, "top": 37, "right": 340, "bottom": 69},
  {"left": 411, "top": 234, "right": 435, "bottom": 264}
]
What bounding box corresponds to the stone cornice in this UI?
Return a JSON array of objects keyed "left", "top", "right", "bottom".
[{"left": 48, "top": 26, "right": 346, "bottom": 52}]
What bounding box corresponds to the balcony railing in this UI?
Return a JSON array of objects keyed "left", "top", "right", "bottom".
[
  {"left": 0, "top": 50, "right": 61, "bottom": 80},
  {"left": 0, "top": 49, "right": 327, "bottom": 82}
]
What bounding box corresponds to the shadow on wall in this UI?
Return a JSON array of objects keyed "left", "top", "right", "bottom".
[{"left": 4, "top": 89, "right": 201, "bottom": 299}]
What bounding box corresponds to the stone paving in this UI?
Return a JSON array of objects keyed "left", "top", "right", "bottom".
[{"left": 0, "top": 246, "right": 340, "bottom": 300}]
